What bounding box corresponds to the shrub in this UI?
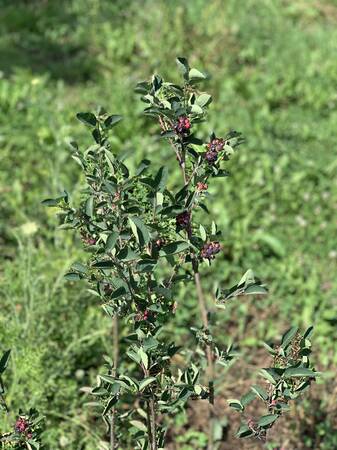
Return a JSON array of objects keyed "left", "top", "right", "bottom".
[
  {"left": 43, "top": 58, "right": 317, "bottom": 449},
  {"left": 0, "top": 350, "right": 44, "bottom": 449}
]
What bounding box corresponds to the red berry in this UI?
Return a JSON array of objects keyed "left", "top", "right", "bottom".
[
  {"left": 196, "top": 182, "right": 208, "bottom": 191},
  {"left": 174, "top": 116, "right": 191, "bottom": 136},
  {"left": 155, "top": 238, "right": 165, "bottom": 249},
  {"left": 81, "top": 232, "right": 97, "bottom": 246},
  {"left": 135, "top": 309, "right": 149, "bottom": 322},
  {"left": 15, "top": 418, "right": 29, "bottom": 434}
]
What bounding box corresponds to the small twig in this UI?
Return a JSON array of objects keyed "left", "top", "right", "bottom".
[{"left": 148, "top": 394, "right": 158, "bottom": 450}]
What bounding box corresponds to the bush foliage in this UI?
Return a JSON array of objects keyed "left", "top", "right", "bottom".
[{"left": 1, "top": 1, "right": 336, "bottom": 449}]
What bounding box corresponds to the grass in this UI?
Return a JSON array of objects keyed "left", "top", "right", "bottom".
[{"left": 0, "top": 0, "right": 337, "bottom": 448}]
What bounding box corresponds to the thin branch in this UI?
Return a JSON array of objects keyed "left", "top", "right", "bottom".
[
  {"left": 193, "top": 266, "right": 215, "bottom": 450},
  {"left": 148, "top": 394, "right": 158, "bottom": 450},
  {"left": 110, "top": 316, "right": 119, "bottom": 450},
  {"left": 159, "top": 107, "right": 215, "bottom": 448}
]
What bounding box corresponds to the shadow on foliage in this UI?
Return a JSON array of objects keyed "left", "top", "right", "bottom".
[{"left": 0, "top": 0, "right": 131, "bottom": 82}]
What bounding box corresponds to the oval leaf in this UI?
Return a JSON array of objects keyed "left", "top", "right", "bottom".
[
  {"left": 76, "top": 112, "right": 97, "bottom": 127},
  {"left": 159, "top": 241, "right": 190, "bottom": 256},
  {"left": 257, "top": 414, "right": 278, "bottom": 428}
]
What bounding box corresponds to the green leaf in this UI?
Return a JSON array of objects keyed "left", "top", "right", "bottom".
[
  {"left": 156, "top": 192, "right": 164, "bottom": 208},
  {"left": 139, "top": 377, "right": 156, "bottom": 392},
  {"left": 136, "top": 159, "right": 151, "bottom": 176},
  {"left": 259, "top": 368, "right": 277, "bottom": 385},
  {"left": 116, "top": 248, "right": 140, "bottom": 261},
  {"left": 105, "top": 232, "right": 118, "bottom": 252},
  {"left": 102, "top": 396, "right": 118, "bottom": 415},
  {"left": 262, "top": 342, "right": 277, "bottom": 355},
  {"left": 223, "top": 269, "right": 268, "bottom": 300},
  {"left": 238, "top": 269, "right": 255, "bottom": 286},
  {"left": 41, "top": 191, "right": 68, "bottom": 207},
  {"left": 194, "top": 384, "right": 203, "bottom": 396},
  {"left": 41, "top": 198, "right": 60, "bottom": 207},
  {"left": 72, "top": 262, "right": 87, "bottom": 274},
  {"left": 92, "top": 260, "right": 115, "bottom": 269},
  {"left": 127, "top": 350, "right": 141, "bottom": 364},
  {"left": 244, "top": 284, "right": 268, "bottom": 295},
  {"left": 143, "top": 337, "right": 159, "bottom": 351},
  {"left": 110, "top": 286, "right": 128, "bottom": 299},
  {"left": 303, "top": 326, "right": 314, "bottom": 340},
  {"left": 196, "top": 93, "right": 212, "bottom": 107},
  {"left": 130, "top": 420, "right": 147, "bottom": 432},
  {"left": 227, "top": 399, "right": 244, "bottom": 411},
  {"left": 241, "top": 390, "right": 256, "bottom": 407},
  {"left": 0, "top": 350, "right": 11, "bottom": 374},
  {"left": 129, "top": 217, "right": 151, "bottom": 247},
  {"left": 191, "top": 104, "right": 203, "bottom": 115},
  {"left": 85, "top": 196, "right": 94, "bottom": 217},
  {"left": 189, "top": 68, "right": 207, "bottom": 81},
  {"left": 236, "top": 424, "right": 254, "bottom": 438},
  {"left": 199, "top": 224, "right": 207, "bottom": 241},
  {"left": 71, "top": 154, "right": 84, "bottom": 169},
  {"left": 64, "top": 272, "right": 82, "bottom": 281},
  {"left": 76, "top": 112, "right": 97, "bottom": 127},
  {"left": 154, "top": 166, "right": 168, "bottom": 193},
  {"left": 104, "top": 115, "right": 123, "bottom": 128},
  {"left": 136, "top": 259, "right": 157, "bottom": 273},
  {"left": 138, "top": 348, "right": 148, "bottom": 369},
  {"left": 295, "top": 380, "right": 311, "bottom": 393},
  {"left": 119, "top": 375, "right": 138, "bottom": 390},
  {"left": 159, "top": 241, "right": 190, "bottom": 256},
  {"left": 251, "top": 384, "right": 268, "bottom": 401},
  {"left": 284, "top": 367, "right": 317, "bottom": 378},
  {"left": 160, "top": 130, "right": 176, "bottom": 139},
  {"left": 281, "top": 326, "right": 299, "bottom": 349},
  {"left": 99, "top": 374, "right": 116, "bottom": 384},
  {"left": 176, "top": 57, "right": 189, "bottom": 80},
  {"left": 257, "top": 414, "right": 278, "bottom": 428}
]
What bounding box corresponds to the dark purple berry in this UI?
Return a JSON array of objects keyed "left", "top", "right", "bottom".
[
  {"left": 200, "top": 241, "right": 221, "bottom": 260},
  {"left": 176, "top": 211, "right": 191, "bottom": 229},
  {"left": 204, "top": 137, "right": 226, "bottom": 164},
  {"left": 205, "top": 150, "right": 218, "bottom": 163}
]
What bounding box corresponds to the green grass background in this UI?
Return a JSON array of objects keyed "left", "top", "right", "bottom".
[{"left": 0, "top": 0, "right": 336, "bottom": 448}]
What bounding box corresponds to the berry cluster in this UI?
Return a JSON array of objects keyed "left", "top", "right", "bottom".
[
  {"left": 196, "top": 182, "right": 208, "bottom": 191},
  {"left": 204, "top": 137, "right": 226, "bottom": 164},
  {"left": 176, "top": 211, "right": 191, "bottom": 229},
  {"left": 15, "top": 417, "right": 32, "bottom": 439},
  {"left": 200, "top": 241, "right": 221, "bottom": 260},
  {"left": 174, "top": 116, "right": 191, "bottom": 136},
  {"left": 81, "top": 232, "right": 97, "bottom": 246},
  {"left": 135, "top": 310, "right": 149, "bottom": 322}
]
